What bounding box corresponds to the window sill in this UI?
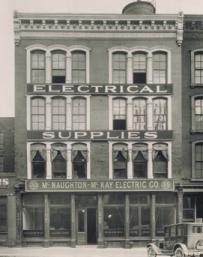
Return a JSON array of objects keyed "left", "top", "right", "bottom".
[
  {"left": 190, "top": 84, "right": 203, "bottom": 88},
  {"left": 0, "top": 172, "right": 15, "bottom": 177},
  {"left": 191, "top": 178, "right": 203, "bottom": 182},
  {"left": 190, "top": 129, "right": 203, "bottom": 134}
]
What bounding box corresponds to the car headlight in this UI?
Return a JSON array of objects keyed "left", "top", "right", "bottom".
[{"left": 195, "top": 240, "right": 203, "bottom": 250}]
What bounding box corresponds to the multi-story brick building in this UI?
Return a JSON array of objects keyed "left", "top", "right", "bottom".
[
  {"left": 0, "top": 118, "right": 15, "bottom": 246},
  {"left": 181, "top": 15, "right": 203, "bottom": 223},
  {"left": 12, "top": 0, "right": 185, "bottom": 247}
]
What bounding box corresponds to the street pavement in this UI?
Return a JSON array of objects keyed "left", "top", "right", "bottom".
[{"left": 0, "top": 246, "right": 149, "bottom": 257}]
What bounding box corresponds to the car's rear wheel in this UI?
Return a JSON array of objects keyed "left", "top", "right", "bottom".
[
  {"left": 147, "top": 246, "right": 156, "bottom": 257},
  {"left": 174, "top": 247, "right": 185, "bottom": 257}
]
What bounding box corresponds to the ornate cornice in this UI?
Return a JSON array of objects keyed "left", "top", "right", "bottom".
[{"left": 14, "top": 12, "right": 181, "bottom": 45}]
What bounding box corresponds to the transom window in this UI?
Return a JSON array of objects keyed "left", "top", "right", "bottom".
[
  {"left": 133, "top": 52, "right": 147, "bottom": 84},
  {"left": 52, "top": 97, "right": 66, "bottom": 130},
  {"left": 72, "top": 98, "right": 86, "bottom": 130},
  {"left": 152, "top": 52, "right": 167, "bottom": 84},
  {"left": 31, "top": 97, "right": 45, "bottom": 130},
  {"left": 31, "top": 50, "right": 45, "bottom": 83},
  {"left": 72, "top": 51, "right": 86, "bottom": 83},
  {"left": 194, "top": 52, "right": 203, "bottom": 84},
  {"left": 112, "top": 52, "right": 127, "bottom": 84},
  {"left": 133, "top": 98, "right": 147, "bottom": 130},
  {"left": 51, "top": 50, "right": 66, "bottom": 83},
  {"left": 113, "top": 98, "right": 127, "bottom": 130}
]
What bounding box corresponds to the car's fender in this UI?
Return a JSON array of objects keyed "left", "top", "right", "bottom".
[
  {"left": 173, "top": 243, "right": 189, "bottom": 256},
  {"left": 147, "top": 243, "right": 161, "bottom": 255}
]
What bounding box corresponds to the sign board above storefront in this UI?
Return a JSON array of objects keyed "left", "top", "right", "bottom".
[
  {"left": 25, "top": 179, "right": 175, "bottom": 192},
  {"left": 27, "top": 130, "right": 173, "bottom": 141},
  {"left": 27, "top": 84, "right": 173, "bottom": 95}
]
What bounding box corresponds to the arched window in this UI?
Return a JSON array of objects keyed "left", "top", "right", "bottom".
[
  {"left": 132, "top": 52, "right": 147, "bottom": 84},
  {"left": 194, "top": 52, "right": 203, "bottom": 84},
  {"left": 153, "top": 143, "right": 168, "bottom": 178},
  {"left": 152, "top": 52, "right": 167, "bottom": 84},
  {"left": 153, "top": 98, "right": 167, "bottom": 130},
  {"left": 194, "top": 143, "right": 203, "bottom": 178},
  {"left": 72, "top": 97, "right": 86, "bottom": 130},
  {"left": 194, "top": 97, "right": 203, "bottom": 130},
  {"left": 72, "top": 144, "right": 87, "bottom": 179},
  {"left": 133, "top": 98, "right": 147, "bottom": 130},
  {"left": 31, "top": 50, "right": 45, "bottom": 83},
  {"left": 52, "top": 97, "right": 66, "bottom": 130},
  {"left": 132, "top": 144, "right": 148, "bottom": 178},
  {"left": 51, "top": 50, "right": 66, "bottom": 83},
  {"left": 113, "top": 144, "right": 128, "bottom": 179},
  {"left": 113, "top": 98, "right": 127, "bottom": 130},
  {"left": 51, "top": 143, "right": 67, "bottom": 178},
  {"left": 112, "top": 52, "right": 127, "bottom": 84},
  {"left": 72, "top": 51, "right": 86, "bottom": 83},
  {"left": 31, "top": 144, "right": 46, "bottom": 178},
  {"left": 31, "top": 97, "right": 45, "bottom": 130}
]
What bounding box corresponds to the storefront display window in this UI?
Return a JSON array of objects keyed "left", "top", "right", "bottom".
[{"left": 0, "top": 197, "right": 7, "bottom": 235}]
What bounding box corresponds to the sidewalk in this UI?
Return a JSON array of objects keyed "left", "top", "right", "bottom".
[{"left": 0, "top": 246, "right": 147, "bottom": 257}]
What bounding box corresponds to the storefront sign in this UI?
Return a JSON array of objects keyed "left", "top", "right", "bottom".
[
  {"left": 27, "top": 84, "right": 172, "bottom": 95},
  {"left": 25, "top": 179, "right": 175, "bottom": 192},
  {"left": 0, "top": 178, "right": 9, "bottom": 188},
  {"left": 27, "top": 130, "right": 173, "bottom": 141}
]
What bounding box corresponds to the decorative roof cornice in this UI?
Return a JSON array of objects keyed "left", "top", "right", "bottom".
[{"left": 14, "top": 12, "right": 183, "bottom": 46}]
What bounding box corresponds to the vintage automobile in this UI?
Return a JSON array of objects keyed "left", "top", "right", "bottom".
[{"left": 147, "top": 223, "right": 203, "bottom": 257}]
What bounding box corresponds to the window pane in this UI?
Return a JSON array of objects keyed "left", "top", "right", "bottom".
[
  {"left": 112, "top": 53, "right": 127, "bottom": 83},
  {"left": 72, "top": 51, "right": 86, "bottom": 83},
  {"left": 104, "top": 207, "right": 124, "bottom": 237},
  {"left": 52, "top": 98, "right": 66, "bottom": 130},
  {"left": 0, "top": 197, "right": 7, "bottom": 233},
  {"left": 195, "top": 143, "right": 203, "bottom": 178},
  {"left": 195, "top": 53, "right": 203, "bottom": 84},
  {"left": 72, "top": 98, "right": 86, "bottom": 130},
  {"left": 153, "top": 98, "right": 167, "bottom": 130},
  {"left": 133, "top": 99, "right": 147, "bottom": 130},
  {"left": 152, "top": 52, "right": 167, "bottom": 84},
  {"left": 156, "top": 207, "right": 175, "bottom": 236},
  {"left": 113, "top": 99, "right": 127, "bottom": 130},
  {"left": 31, "top": 98, "right": 45, "bottom": 130}
]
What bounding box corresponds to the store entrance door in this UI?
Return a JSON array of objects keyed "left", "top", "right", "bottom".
[{"left": 76, "top": 207, "right": 97, "bottom": 245}]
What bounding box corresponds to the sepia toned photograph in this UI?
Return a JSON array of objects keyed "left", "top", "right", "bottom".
[{"left": 1, "top": 0, "right": 203, "bottom": 256}]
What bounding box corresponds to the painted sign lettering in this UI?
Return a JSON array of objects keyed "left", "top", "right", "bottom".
[
  {"left": 27, "top": 84, "right": 172, "bottom": 95},
  {"left": 25, "top": 179, "right": 175, "bottom": 192}
]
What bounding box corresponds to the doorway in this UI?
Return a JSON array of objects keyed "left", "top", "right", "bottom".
[{"left": 76, "top": 207, "right": 97, "bottom": 245}]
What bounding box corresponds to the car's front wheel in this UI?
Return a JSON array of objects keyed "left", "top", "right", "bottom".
[
  {"left": 147, "top": 246, "right": 156, "bottom": 257},
  {"left": 174, "top": 247, "right": 185, "bottom": 257}
]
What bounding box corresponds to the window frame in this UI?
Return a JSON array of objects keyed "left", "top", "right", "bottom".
[
  {"left": 112, "top": 98, "right": 127, "bottom": 130},
  {"left": 191, "top": 49, "right": 203, "bottom": 85},
  {"left": 51, "top": 97, "right": 66, "bottom": 130},
  {"left": 72, "top": 97, "right": 87, "bottom": 130},
  {"left": 31, "top": 50, "right": 46, "bottom": 84},
  {"left": 31, "top": 97, "right": 46, "bottom": 130},
  {"left": 192, "top": 141, "right": 203, "bottom": 180}
]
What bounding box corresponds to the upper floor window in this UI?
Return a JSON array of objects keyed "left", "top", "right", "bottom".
[
  {"left": 31, "top": 143, "right": 46, "bottom": 178},
  {"left": 152, "top": 52, "right": 167, "bottom": 84},
  {"left": 72, "top": 51, "right": 86, "bottom": 83},
  {"left": 72, "top": 97, "right": 86, "bottom": 130},
  {"left": 113, "top": 144, "right": 128, "bottom": 179},
  {"left": 31, "top": 50, "right": 45, "bottom": 83},
  {"left": 51, "top": 143, "right": 67, "bottom": 178},
  {"left": 52, "top": 97, "right": 66, "bottom": 130},
  {"left": 51, "top": 50, "right": 66, "bottom": 83},
  {"left": 72, "top": 144, "right": 87, "bottom": 179},
  {"left": 194, "top": 52, "right": 203, "bottom": 84},
  {"left": 109, "top": 48, "right": 171, "bottom": 84},
  {"left": 153, "top": 98, "right": 167, "bottom": 130},
  {"left": 132, "top": 144, "right": 148, "bottom": 178},
  {"left": 194, "top": 142, "right": 203, "bottom": 179},
  {"left": 133, "top": 98, "right": 147, "bottom": 130},
  {"left": 113, "top": 98, "right": 127, "bottom": 130},
  {"left": 112, "top": 52, "right": 127, "bottom": 84},
  {"left": 31, "top": 97, "right": 46, "bottom": 130},
  {"left": 194, "top": 98, "right": 203, "bottom": 130},
  {"left": 132, "top": 52, "right": 147, "bottom": 84},
  {"left": 153, "top": 143, "right": 168, "bottom": 178}
]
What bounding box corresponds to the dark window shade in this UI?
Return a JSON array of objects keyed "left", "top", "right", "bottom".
[
  {"left": 113, "top": 120, "right": 126, "bottom": 130},
  {"left": 52, "top": 76, "right": 65, "bottom": 83},
  {"left": 133, "top": 72, "right": 146, "bottom": 83}
]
